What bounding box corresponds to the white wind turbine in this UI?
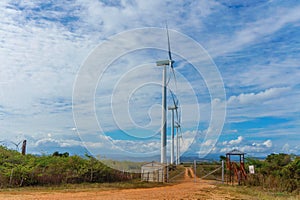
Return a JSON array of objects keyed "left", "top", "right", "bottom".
[{"left": 156, "top": 25, "right": 175, "bottom": 164}]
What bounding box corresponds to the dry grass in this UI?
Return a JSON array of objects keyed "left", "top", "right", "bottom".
[
  {"left": 217, "top": 184, "right": 300, "bottom": 200},
  {"left": 0, "top": 180, "right": 165, "bottom": 193}
]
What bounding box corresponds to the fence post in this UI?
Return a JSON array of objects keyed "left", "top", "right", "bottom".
[
  {"left": 194, "top": 160, "right": 196, "bottom": 183},
  {"left": 222, "top": 160, "right": 224, "bottom": 184},
  {"left": 165, "top": 160, "right": 169, "bottom": 183},
  {"left": 198, "top": 161, "right": 200, "bottom": 183}
]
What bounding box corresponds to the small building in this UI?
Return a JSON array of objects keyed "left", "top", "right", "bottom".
[{"left": 141, "top": 161, "right": 166, "bottom": 182}]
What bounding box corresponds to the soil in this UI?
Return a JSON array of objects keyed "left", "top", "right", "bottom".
[{"left": 0, "top": 168, "right": 252, "bottom": 200}]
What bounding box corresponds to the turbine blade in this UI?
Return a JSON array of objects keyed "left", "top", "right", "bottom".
[
  {"left": 178, "top": 106, "right": 181, "bottom": 124},
  {"left": 169, "top": 90, "right": 177, "bottom": 110},
  {"left": 10, "top": 141, "right": 17, "bottom": 146},
  {"left": 166, "top": 23, "right": 172, "bottom": 61},
  {"left": 166, "top": 65, "right": 172, "bottom": 86},
  {"left": 179, "top": 126, "right": 184, "bottom": 142},
  {"left": 169, "top": 89, "right": 180, "bottom": 123},
  {"left": 175, "top": 105, "right": 179, "bottom": 123},
  {"left": 171, "top": 65, "right": 177, "bottom": 90},
  {"left": 175, "top": 98, "right": 181, "bottom": 125},
  {"left": 165, "top": 23, "right": 178, "bottom": 92}
]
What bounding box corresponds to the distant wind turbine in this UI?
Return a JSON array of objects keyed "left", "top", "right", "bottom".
[
  {"left": 168, "top": 90, "right": 179, "bottom": 165},
  {"left": 175, "top": 118, "right": 183, "bottom": 165}
]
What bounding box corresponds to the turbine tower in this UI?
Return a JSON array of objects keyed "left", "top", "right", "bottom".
[
  {"left": 168, "top": 105, "right": 175, "bottom": 164},
  {"left": 156, "top": 25, "right": 174, "bottom": 164},
  {"left": 176, "top": 123, "right": 179, "bottom": 165},
  {"left": 169, "top": 90, "right": 179, "bottom": 165},
  {"left": 156, "top": 59, "right": 169, "bottom": 164},
  {"left": 175, "top": 101, "right": 182, "bottom": 165},
  {"left": 175, "top": 122, "right": 182, "bottom": 165}
]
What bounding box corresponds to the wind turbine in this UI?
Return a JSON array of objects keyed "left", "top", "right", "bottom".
[
  {"left": 169, "top": 90, "right": 183, "bottom": 165},
  {"left": 9, "top": 140, "right": 23, "bottom": 151},
  {"left": 175, "top": 120, "right": 183, "bottom": 165},
  {"left": 168, "top": 90, "right": 179, "bottom": 165},
  {"left": 156, "top": 25, "right": 175, "bottom": 164},
  {"left": 0, "top": 139, "right": 23, "bottom": 152},
  {"left": 174, "top": 98, "right": 182, "bottom": 165}
]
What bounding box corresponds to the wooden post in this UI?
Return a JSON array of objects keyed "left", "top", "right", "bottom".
[
  {"left": 21, "top": 140, "right": 26, "bottom": 155},
  {"left": 222, "top": 160, "right": 224, "bottom": 184},
  {"left": 164, "top": 159, "right": 169, "bottom": 183},
  {"left": 194, "top": 160, "right": 196, "bottom": 183}
]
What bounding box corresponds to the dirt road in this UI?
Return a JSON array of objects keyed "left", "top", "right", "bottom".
[{"left": 0, "top": 168, "right": 250, "bottom": 200}]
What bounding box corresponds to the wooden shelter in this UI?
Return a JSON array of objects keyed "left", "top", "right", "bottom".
[{"left": 226, "top": 149, "right": 247, "bottom": 185}]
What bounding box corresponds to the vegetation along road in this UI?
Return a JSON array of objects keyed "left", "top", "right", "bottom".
[{"left": 0, "top": 168, "right": 282, "bottom": 200}]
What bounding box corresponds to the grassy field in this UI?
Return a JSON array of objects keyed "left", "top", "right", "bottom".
[
  {"left": 217, "top": 184, "right": 300, "bottom": 200},
  {"left": 0, "top": 179, "right": 165, "bottom": 192}
]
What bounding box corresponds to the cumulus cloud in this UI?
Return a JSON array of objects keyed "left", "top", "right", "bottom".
[
  {"left": 263, "top": 139, "right": 272, "bottom": 148},
  {"left": 229, "top": 136, "right": 243, "bottom": 145},
  {"left": 220, "top": 137, "right": 273, "bottom": 155},
  {"left": 222, "top": 136, "right": 243, "bottom": 146},
  {"left": 251, "top": 139, "right": 273, "bottom": 149},
  {"left": 34, "top": 138, "right": 83, "bottom": 148},
  {"left": 228, "top": 87, "right": 290, "bottom": 105},
  {"left": 202, "top": 139, "right": 214, "bottom": 147}
]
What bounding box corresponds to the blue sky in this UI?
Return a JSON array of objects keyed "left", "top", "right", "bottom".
[{"left": 0, "top": 0, "right": 300, "bottom": 160}]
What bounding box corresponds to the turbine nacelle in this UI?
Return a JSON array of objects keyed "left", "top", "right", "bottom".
[
  {"left": 156, "top": 59, "right": 174, "bottom": 66},
  {"left": 168, "top": 105, "right": 177, "bottom": 110}
]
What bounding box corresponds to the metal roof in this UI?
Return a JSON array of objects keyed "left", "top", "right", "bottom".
[{"left": 226, "top": 149, "right": 245, "bottom": 155}]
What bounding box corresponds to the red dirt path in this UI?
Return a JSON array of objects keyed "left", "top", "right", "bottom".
[{"left": 0, "top": 168, "right": 250, "bottom": 200}]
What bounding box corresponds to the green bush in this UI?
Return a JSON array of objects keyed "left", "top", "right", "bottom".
[
  {"left": 0, "top": 146, "right": 134, "bottom": 188},
  {"left": 245, "top": 153, "right": 299, "bottom": 193}
]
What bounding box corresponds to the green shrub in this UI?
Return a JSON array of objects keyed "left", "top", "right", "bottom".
[
  {"left": 0, "top": 146, "right": 134, "bottom": 188},
  {"left": 245, "top": 154, "right": 299, "bottom": 192}
]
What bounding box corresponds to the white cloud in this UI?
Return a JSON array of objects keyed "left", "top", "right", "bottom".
[
  {"left": 208, "top": 5, "right": 300, "bottom": 57},
  {"left": 72, "top": 0, "right": 219, "bottom": 37},
  {"left": 219, "top": 137, "right": 273, "bottom": 155},
  {"left": 252, "top": 139, "right": 272, "bottom": 148},
  {"left": 228, "top": 136, "right": 243, "bottom": 145},
  {"left": 225, "top": 59, "right": 300, "bottom": 90},
  {"left": 226, "top": 86, "right": 300, "bottom": 124},
  {"left": 35, "top": 138, "right": 83, "bottom": 148},
  {"left": 282, "top": 143, "right": 290, "bottom": 153},
  {"left": 263, "top": 139, "right": 272, "bottom": 148},
  {"left": 202, "top": 139, "right": 214, "bottom": 147},
  {"left": 228, "top": 87, "right": 290, "bottom": 105}
]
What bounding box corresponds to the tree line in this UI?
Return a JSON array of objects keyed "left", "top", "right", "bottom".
[
  {"left": 0, "top": 146, "right": 136, "bottom": 188},
  {"left": 245, "top": 153, "right": 299, "bottom": 193}
]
